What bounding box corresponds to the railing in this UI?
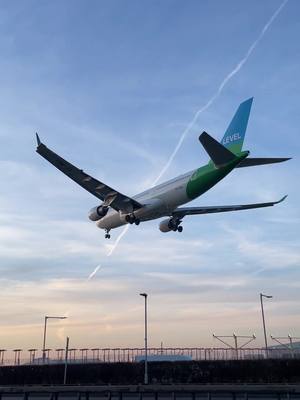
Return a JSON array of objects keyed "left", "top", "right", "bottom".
[
  {"left": 0, "top": 347, "right": 299, "bottom": 366},
  {"left": 0, "top": 385, "right": 300, "bottom": 400}
]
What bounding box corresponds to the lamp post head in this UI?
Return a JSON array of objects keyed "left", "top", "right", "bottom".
[
  {"left": 140, "top": 293, "right": 148, "bottom": 298},
  {"left": 261, "top": 293, "right": 273, "bottom": 299}
]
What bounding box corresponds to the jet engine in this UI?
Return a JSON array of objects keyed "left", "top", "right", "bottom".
[
  {"left": 159, "top": 218, "right": 183, "bottom": 233},
  {"left": 88, "top": 205, "right": 109, "bottom": 221}
]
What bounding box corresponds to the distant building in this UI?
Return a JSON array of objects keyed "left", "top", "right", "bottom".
[
  {"left": 269, "top": 341, "right": 300, "bottom": 359},
  {"left": 135, "top": 354, "right": 192, "bottom": 362},
  {"left": 269, "top": 341, "right": 300, "bottom": 350}
]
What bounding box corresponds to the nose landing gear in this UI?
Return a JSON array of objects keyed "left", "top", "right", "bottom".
[{"left": 105, "top": 229, "right": 111, "bottom": 239}]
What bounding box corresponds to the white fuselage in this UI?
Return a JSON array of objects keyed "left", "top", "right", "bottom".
[{"left": 95, "top": 170, "right": 194, "bottom": 231}]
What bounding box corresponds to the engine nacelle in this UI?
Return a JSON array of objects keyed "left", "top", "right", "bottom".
[
  {"left": 159, "top": 218, "right": 173, "bottom": 233},
  {"left": 88, "top": 205, "right": 109, "bottom": 221}
]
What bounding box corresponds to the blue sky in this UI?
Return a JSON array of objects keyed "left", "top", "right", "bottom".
[{"left": 0, "top": 0, "right": 299, "bottom": 355}]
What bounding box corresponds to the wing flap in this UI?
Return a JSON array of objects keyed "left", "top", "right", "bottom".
[
  {"left": 173, "top": 196, "right": 287, "bottom": 218},
  {"left": 36, "top": 136, "right": 143, "bottom": 212}
]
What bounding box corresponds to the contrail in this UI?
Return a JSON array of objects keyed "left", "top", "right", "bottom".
[
  {"left": 106, "top": 225, "right": 129, "bottom": 257},
  {"left": 87, "top": 226, "right": 129, "bottom": 279},
  {"left": 153, "top": 0, "right": 288, "bottom": 186},
  {"left": 87, "top": 264, "right": 102, "bottom": 280},
  {"left": 87, "top": 0, "right": 288, "bottom": 278}
]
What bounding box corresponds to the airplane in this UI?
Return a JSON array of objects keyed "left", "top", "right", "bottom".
[{"left": 36, "top": 98, "right": 290, "bottom": 239}]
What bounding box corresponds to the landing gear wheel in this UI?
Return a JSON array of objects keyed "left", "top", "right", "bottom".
[
  {"left": 125, "top": 214, "right": 135, "bottom": 224},
  {"left": 105, "top": 230, "right": 111, "bottom": 239},
  {"left": 168, "top": 217, "right": 182, "bottom": 232},
  {"left": 125, "top": 214, "right": 139, "bottom": 225}
]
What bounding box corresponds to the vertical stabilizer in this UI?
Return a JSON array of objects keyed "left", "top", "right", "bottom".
[{"left": 221, "top": 98, "right": 253, "bottom": 154}]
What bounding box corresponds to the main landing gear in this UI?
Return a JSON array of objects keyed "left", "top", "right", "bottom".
[
  {"left": 105, "top": 229, "right": 111, "bottom": 239},
  {"left": 125, "top": 214, "right": 140, "bottom": 225},
  {"left": 168, "top": 218, "right": 183, "bottom": 233}
]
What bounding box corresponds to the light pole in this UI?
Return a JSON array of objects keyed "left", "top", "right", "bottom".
[
  {"left": 260, "top": 293, "right": 272, "bottom": 353},
  {"left": 140, "top": 293, "right": 148, "bottom": 385},
  {"left": 42, "top": 315, "right": 67, "bottom": 363},
  {"left": 63, "top": 336, "right": 70, "bottom": 385}
]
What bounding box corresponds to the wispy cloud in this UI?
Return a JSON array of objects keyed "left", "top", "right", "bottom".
[{"left": 221, "top": 223, "right": 300, "bottom": 271}]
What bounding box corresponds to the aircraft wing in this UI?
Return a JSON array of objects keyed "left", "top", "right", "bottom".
[
  {"left": 172, "top": 196, "right": 287, "bottom": 218},
  {"left": 35, "top": 134, "right": 143, "bottom": 213}
]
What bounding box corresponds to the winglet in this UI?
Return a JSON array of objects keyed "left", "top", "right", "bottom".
[
  {"left": 276, "top": 195, "right": 288, "bottom": 204},
  {"left": 36, "top": 132, "right": 41, "bottom": 146}
]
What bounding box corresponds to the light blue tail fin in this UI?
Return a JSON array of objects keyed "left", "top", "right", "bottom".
[{"left": 221, "top": 98, "right": 253, "bottom": 154}]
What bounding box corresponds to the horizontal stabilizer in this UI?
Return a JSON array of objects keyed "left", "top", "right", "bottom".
[
  {"left": 237, "top": 157, "right": 291, "bottom": 168},
  {"left": 199, "top": 131, "right": 236, "bottom": 167}
]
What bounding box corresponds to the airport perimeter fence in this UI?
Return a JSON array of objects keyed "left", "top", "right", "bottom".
[{"left": 0, "top": 347, "right": 300, "bottom": 366}]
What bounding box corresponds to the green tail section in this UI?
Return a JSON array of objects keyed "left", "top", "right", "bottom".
[
  {"left": 221, "top": 97, "right": 253, "bottom": 154},
  {"left": 186, "top": 98, "right": 254, "bottom": 200}
]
